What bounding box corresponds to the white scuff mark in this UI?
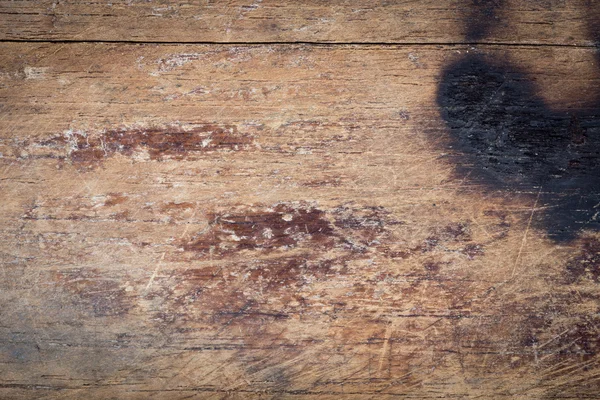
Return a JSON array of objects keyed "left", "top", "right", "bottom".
[
  {"left": 224, "top": 0, "right": 263, "bottom": 35},
  {"left": 241, "top": 0, "right": 262, "bottom": 12},
  {"left": 24, "top": 66, "right": 49, "bottom": 80},
  {"left": 154, "top": 53, "right": 202, "bottom": 74},
  {"left": 63, "top": 129, "right": 85, "bottom": 155},
  {"left": 408, "top": 52, "right": 425, "bottom": 68},
  {"left": 131, "top": 149, "right": 150, "bottom": 161},
  {"left": 135, "top": 56, "right": 146, "bottom": 70},
  {"left": 151, "top": 5, "right": 174, "bottom": 16},
  {"left": 296, "top": 147, "right": 312, "bottom": 155},
  {"left": 262, "top": 228, "right": 274, "bottom": 239},
  {"left": 91, "top": 195, "right": 107, "bottom": 207}
]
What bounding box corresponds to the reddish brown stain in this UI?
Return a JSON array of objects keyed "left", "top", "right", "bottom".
[
  {"left": 150, "top": 203, "right": 406, "bottom": 324},
  {"left": 461, "top": 243, "right": 484, "bottom": 259},
  {"left": 423, "top": 261, "right": 442, "bottom": 273},
  {"left": 112, "top": 210, "right": 131, "bottom": 221},
  {"left": 142, "top": 207, "right": 600, "bottom": 391},
  {"left": 519, "top": 299, "right": 600, "bottom": 363},
  {"left": 410, "top": 222, "right": 479, "bottom": 256},
  {"left": 183, "top": 203, "right": 336, "bottom": 257},
  {"left": 508, "top": 239, "right": 600, "bottom": 370},
  {"left": 483, "top": 210, "right": 512, "bottom": 239},
  {"left": 103, "top": 193, "right": 127, "bottom": 207},
  {"left": 441, "top": 222, "right": 472, "bottom": 242},
  {"left": 148, "top": 257, "right": 329, "bottom": 324},
  {"left": 45, "top": 124, "right": 253, "bottom": 166},
  {"left": 161, "top": 201, "right": 195, "bottom": 211},
  {"left": 182, "top": 203, "right": 406, "bottom": 258}
]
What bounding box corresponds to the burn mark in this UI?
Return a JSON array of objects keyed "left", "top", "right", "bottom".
[
  {"left": 52, "top": 269, "right": 133, "bottom": 317},
  {"left": 43, "top": 124, "right": 253, "bottom": 167},
  {"left": 437, "top": 4, "right": 600, "bottom": 241}
]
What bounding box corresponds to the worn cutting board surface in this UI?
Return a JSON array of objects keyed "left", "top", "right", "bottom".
[{"left": 1, "top": 1, "right": 600, "bottom": 399}]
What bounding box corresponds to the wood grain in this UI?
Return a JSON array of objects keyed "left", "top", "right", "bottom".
[
  {"left": 1, "top": 42, "right": 600, "bottom": 398},
  {"left": 0, "top": 0, "right": 599, "bottom": 45}
]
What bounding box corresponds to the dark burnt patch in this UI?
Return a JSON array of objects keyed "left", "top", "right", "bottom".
[
  {"left": 437, "top": 48, "right": 600, "bottom": 241},
  {"left": 52, "top": 269, "right": 133, "bottom": 317},
  {"left": 44, "top": 124, "right": 253, "bottom": 167}
]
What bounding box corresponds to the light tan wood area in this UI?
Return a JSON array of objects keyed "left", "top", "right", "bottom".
[{"left": 1, "top": 2, "right": 600, "bottom": 399}]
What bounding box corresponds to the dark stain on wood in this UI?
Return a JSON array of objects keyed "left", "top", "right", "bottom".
[
  {"left": 464, "top": 0, "right": 505, "bottom": 41},
  {"left": 149, "top": 256, "right": 338, "bottom": 323},
  {"left": 437, "top": 7, "right": 600, "bottom": 241},
  {"left": 42, "top": 124, "right": 254, "bottom": 167},
  {"left": 183, "top": 203, "right": 403, "bottom": 258},
  {"left": 183, "top": 203, "right": 335, "bottom": 256}
]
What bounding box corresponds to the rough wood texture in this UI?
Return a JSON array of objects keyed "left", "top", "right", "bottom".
[
  {"left": 1, "top": 41, "right": 600, "bottom": 398},
  {"left": 0, "top": 0, "right": 599, "bottom": 45},
  {"left": 3, "top": 0, "right": 600, "bottom": 398}
]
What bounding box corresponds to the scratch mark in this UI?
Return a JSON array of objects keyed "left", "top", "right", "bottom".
[
  {"left": 378, "top": 320, "right": 395, "bottom": 373},
  {"left": 510, "top": 187, "right": 542, "bottom": 279},
  {"left": 146, "top": 209, "right": 198, "bottom": 292}
]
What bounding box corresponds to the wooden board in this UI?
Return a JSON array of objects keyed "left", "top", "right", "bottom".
[
  {"left": 1, "top": 42, "right": 600, "bottom": 399},
  {"left": 0, "top": 0, "right": 598, "bottom": 45},
  {"left": 2, "top": 1, "right": 600, "bottom": 399}
]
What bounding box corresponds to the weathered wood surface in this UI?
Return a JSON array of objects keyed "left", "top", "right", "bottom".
[
  {"left": 0, "top": 0, "right": 599, "bottom": 45},
  {"left": 1, "top": 41, "right": 600, "bottom": 398}
]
